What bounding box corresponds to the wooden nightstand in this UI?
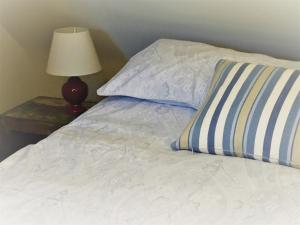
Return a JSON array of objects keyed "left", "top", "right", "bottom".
[{"left": 0, "top": 96, "right": 96, "bottom": 161}]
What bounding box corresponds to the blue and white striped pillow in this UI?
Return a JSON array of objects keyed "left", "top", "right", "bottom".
[{"left": 173, "top": 59, "right": 300, "bottom": 168}]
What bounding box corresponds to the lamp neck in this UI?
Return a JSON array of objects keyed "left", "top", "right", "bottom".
[{"left": 68, "top": 76, "right": 82, "bottom": 82}]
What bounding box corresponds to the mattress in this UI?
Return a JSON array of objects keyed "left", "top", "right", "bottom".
[{"left": 0, "top": 96, "right": 300, "bottom": 225}]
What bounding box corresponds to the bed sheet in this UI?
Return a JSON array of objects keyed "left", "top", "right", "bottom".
[{"left": 0, "top": 96, "right": 300, "bottom": 225}]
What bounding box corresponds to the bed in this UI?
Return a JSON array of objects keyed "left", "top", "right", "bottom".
[{"left": 1, "top": 39, "right": 300, "bottom": 225}]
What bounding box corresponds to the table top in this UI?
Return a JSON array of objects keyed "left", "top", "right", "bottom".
[{"left": 0, "top": 96, "right": 96, "bottom": 135}]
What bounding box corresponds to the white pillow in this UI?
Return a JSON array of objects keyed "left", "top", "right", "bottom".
[{"left": 97, "top": 39, "right": 300, "bottom": 109}]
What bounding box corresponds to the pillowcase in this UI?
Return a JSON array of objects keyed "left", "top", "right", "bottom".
[
  {"left": 173, "top": 59, "right": 300, "bottom": 169},
  {"left": 98, "top": 39, "right": 300, "bottom": 109}
]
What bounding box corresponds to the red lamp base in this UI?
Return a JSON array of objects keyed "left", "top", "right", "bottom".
[
  {"left": 66, "top": 104, "right": 86, "bottom": 115},
  {"left": 62, "top": 77, "right": 88, "bottom": 116}
]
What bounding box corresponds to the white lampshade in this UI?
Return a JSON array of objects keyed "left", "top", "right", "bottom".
[{"left": 46, "top": 27, "right": 102, "bottom": 76}]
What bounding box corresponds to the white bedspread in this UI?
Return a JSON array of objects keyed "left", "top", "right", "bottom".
[{"left": 0, "top": 96, "right": 300, "bottom": 225}]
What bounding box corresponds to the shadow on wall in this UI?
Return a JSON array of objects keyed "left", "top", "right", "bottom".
[{"left": 80, "top": 28, "right": 127, "bottom": 101}]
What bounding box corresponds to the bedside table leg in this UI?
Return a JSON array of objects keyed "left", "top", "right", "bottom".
[
  {"left": 0, "top": 129, "right": 14, "bottom": 161},
  {"left": 0, "top": 126, "right": 46, "bottom": 162}
]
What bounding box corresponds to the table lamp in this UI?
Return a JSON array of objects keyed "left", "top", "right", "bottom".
[{"left": 46, "top": 27, "right": 102, "bottom": 115}]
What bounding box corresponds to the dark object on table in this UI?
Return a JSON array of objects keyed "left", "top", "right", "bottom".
[{"left": 62, "top": 77, "right": 88, "bottom": 115}]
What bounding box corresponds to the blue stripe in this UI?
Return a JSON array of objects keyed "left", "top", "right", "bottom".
[
  {"left": 207, "top": 63, "right": 249, "bottom": 154},
  {"left": 243, "top": 67, "right": 284, "bottom": 159},
  {"left": 190, "top": 62, "right": 236, "bottom": 152},
  {"left": 279, "top": 92, "right": 300, "bottom": 166},
  {"left": 263, "top": 71, "right": 300, "bottom": 162},
  {"left": 223, "top": 65, "right": 264, "bottom": 156}
]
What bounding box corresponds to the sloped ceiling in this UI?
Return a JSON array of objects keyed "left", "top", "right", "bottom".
[{"left": 1, "top": 0, "right": 300, "bottom": 60}]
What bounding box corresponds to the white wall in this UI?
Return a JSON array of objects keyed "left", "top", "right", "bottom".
[
  {"left": 0, "top": 23, "right": 64, "bottom": 113},
  {"left": 61, "top": 0, "right": 300, "bottom": 60},
  {"left": 0, "top": 0, "right": 299, "bottom": 112}
]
